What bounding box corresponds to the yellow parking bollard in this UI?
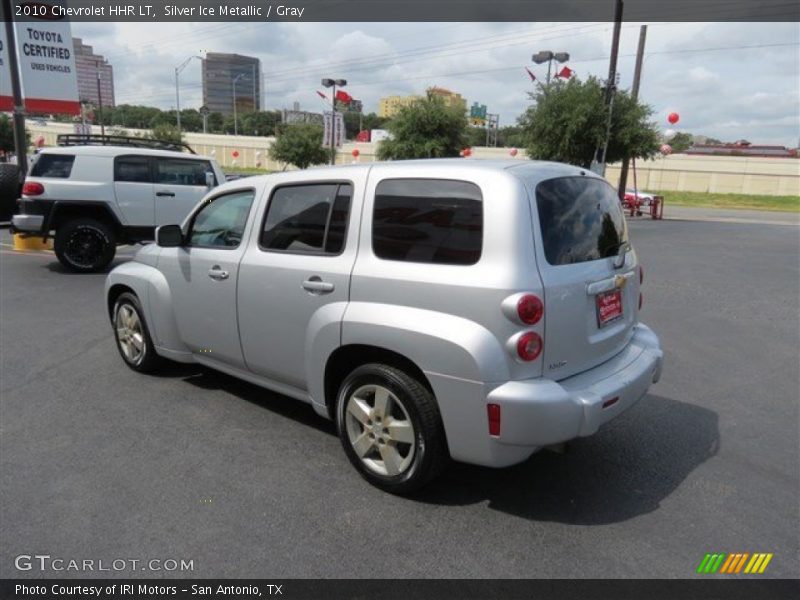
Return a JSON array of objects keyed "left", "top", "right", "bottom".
[{"left": 12, "top": 233, "right": 53, "bottom": 251}]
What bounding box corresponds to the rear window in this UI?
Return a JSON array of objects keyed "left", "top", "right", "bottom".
[
  {"left": 373, "top": 179, "right": 483, "bottom": 265},
  {"left": 535, "top": 176, "right": 627, "bottom": 266},
  {"left": 30, "top": 154, "right": 75, "bottom": 178}
]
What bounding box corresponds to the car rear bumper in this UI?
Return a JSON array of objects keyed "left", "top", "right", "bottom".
[
  {"left": 10, "top": 199, "right": 53, "bottom": 235},
  {"left": 11, "top": 213, "right": 45, "bottom": 232},
  {"left": 429, "top": 323, "right": 662, "bottom": 468}
]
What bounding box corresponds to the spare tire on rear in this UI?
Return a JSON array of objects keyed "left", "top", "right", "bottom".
[{"left": 0, "top": 163, "right": 20, "bottom": 222}]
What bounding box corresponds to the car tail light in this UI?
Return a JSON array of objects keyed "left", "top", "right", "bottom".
[
  {"left": 639, "top": 293, "right": 643, "bottom": 310},
  {"left": 487, "top": 403, "right": 501, "bottom": 436},
  {"left": 23, "top": 181, "right": 44, "bottom": 196},
  {"left": 517, "top": 294, "right": 543, "bottom": 325},
  {"left": 517, "top": 332, "right": 543, "bottom": 361},
  {"left": 639, "top": 265, "right": 644, "bottom": 285}
]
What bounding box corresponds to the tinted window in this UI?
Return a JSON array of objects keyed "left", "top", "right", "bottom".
[
  {"left": 30, "top": 154, "right": 75, "bottom": 178},
  {"left": 187, "top": 190, "right": 254, "bottom": 248},
  {"left": 373, "top": 179, "right": 482, "bottom": 265},
  {"left": 155, "top": 159, "right": 214, "bottom": 186},
  {"left": 114, "top": 156, "right": 151, "bottom": 183},
  {"left": 261, "top": 183, "right": 352, "bottom": 254},
  {"left": 535, "top": 177, "right": 627, "bottom": 266}
]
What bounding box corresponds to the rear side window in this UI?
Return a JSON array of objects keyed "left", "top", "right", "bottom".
[
  {"left": 535, "top": 176, "right": 627, "bottom": 266},
  {"left": 261, "top": 183, "right": 352, "bottom": 254},
  {"left": 372, "top": 179, "right": 483, "bottom": 265},
  {"left": 30, "top": 154, "right": 75, "bottom": 178},
  {"left": 155, "top": 159, "right": 214, "bottom": 186},
  {"left": 114, "top": 156, "right": 152, "bottom": 183}
]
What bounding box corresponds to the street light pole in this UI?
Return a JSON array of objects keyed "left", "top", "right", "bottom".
[
  {"left": 175, "top": 55, "right": 201, "bottom": 133},
  {"left": 532, "top": 50, "right": 570, "bottom": 87},
  {"left": 232, "top": 73, "right": 249, "bottom": 136},
  {"left": 321, "top": 78, "right": 346, "bottom": 165}
]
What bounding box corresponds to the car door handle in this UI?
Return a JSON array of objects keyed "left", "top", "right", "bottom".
[
  {"left": 156, "top": 191, "right": 176, "bottom": 197},
  {"left": 208, "top": 266, "right": 229, "bottom": 281},
  {"left": 302, "top": 277, "right": 334, "bottom": 294}
]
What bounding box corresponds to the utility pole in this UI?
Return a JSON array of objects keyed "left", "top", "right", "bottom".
[
  {"left": 2, "top": 0, "right": 28, "bottom": 177},
  {"left": 618, "top": 24, "right": 647, "bottom": 199},
  {"left": 593, "top": 0, "right": 624, "bottom": 174}
]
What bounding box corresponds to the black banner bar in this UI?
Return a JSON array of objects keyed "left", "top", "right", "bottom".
[
  {"left": 3, "top": 0, "right": 800, "bottom": 23},
  {"left": 1, "top": 579, "right": 799, "bottom": 600}
]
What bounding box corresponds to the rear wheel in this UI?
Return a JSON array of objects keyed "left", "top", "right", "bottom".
[
  {"left": 113, "top": 292, "right": 163, "bottom": 373},
  {"left": 336, "top": 363, "right": 448, "bottom": 494},
  {"left": 54, "top": 218, "right": 116, "bottom": 272}
]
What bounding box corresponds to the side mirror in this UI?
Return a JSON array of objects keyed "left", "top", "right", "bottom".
[
  {"left": 155, "top": 224, "right": 183, "bottom": 247},
  {"left": 205, "top": 172, "right": 216, "bottom": 188}
]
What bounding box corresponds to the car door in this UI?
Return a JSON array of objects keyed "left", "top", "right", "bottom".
[
  {"left": 237, "top": 180, "right": 358, "bottom": 390},
  {"left": 153, "top": 157, "right": 216, "bottom": 226},
  {"left": 113, "top": 155, "right": 155, "bottom": 226},
  {"left": 157, "top": 187, "right": 256, "bottom": 368}
]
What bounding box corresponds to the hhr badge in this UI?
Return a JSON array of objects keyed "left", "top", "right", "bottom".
[{"left": 614, "top": 275, "right": 627, "bottom": 289}]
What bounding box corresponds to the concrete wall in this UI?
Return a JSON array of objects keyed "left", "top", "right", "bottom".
[{"left": 25, "top": 121, "right": 799, "bottom": 196}]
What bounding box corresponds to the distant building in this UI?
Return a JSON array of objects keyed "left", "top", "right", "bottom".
[
  {"left": 378, "top": 87, "right": 467, "bottom": 118},
  {"left": 202, "top": 53, "right": 261, "bottom": 116},
  {"left": 72, "top": 38, "right": 115, "bottom": 107},
  {"left": 686, "top": 142, "right": 797, "bottom": 158},
  {"left": 378, "top": 95, "right": 421, "bottom": 118}
]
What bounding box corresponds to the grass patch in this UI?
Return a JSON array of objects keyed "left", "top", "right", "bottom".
[{"left": 655, "top": 191, "right": 799, "bottom": 213}]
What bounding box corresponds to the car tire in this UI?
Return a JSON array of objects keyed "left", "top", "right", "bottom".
[
  {"left": 112, "top": 292, "right": 163, "bottom": 374},
  {"left": 336, "top": 363, "right": 449, "bottom": 494},
  {"left": 54, "top": 218, "right": 117, "bottom": 272}
]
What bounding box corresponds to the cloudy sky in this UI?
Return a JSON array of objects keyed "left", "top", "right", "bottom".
[{"left": 72, "top": 21, "right": 800, "bottom": 146}]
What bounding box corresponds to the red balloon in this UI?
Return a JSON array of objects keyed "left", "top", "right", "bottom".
[
  {"left": 463, "top": 147, "right": 472, "bottom": 157},
  {"left": 35, "top": 135, "right": 45, "bottom": 148},
  {"left": 509, "top": 148, "right": 518, "bottom": 157},
  {"left": 232, "top": 150, "right": 240, "bottom": 158},
  {"left": 668, "top": 112, "right": 679, "bottom": 125},
  {"left": 351, "top": 148, "right": 360, "bottom": 158},
  {"left": 660, "top": 144, "right": 673, "bottom": 155}
]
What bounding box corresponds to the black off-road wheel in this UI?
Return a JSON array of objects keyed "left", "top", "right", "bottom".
[
  {"left": 54, "top": 218, "right": 117, "bottom": 272},
  {"left": 336, "top": 363, "right": 449, "bottom": 495}
]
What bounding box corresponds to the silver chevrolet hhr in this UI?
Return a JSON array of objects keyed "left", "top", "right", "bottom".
[{"left": 105, "top": 159, "right": 663, "bottom": 494}]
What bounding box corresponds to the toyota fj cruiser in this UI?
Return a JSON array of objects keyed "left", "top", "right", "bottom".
[{"left": 12, "top": 135, "right": 224, "bottom": 272}]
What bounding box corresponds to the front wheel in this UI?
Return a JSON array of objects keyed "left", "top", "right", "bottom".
[
  {"left": 336, "top": 364, "right": 449, "bottom": 494},
  {"left": 54, "top": 218, "right": 117, "bottom": 272},
  {"left": 113, "top": 292, "right": 163, "bottom": 373}
]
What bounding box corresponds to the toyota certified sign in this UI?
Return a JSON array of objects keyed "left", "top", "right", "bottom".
[{"left": 0, "top": 0, "right": 80, "bottom": 115}]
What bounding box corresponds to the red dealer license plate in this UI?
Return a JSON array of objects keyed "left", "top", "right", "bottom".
[{"left": 596, "top": 290, "right": 623, "bottom": 327}]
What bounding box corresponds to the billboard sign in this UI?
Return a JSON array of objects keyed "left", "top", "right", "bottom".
[
  {"left": 323, "top": 110, "right": 345, "bottom": 147},
  {"left": 0, "top": 0, "right": 80, "bottom": 115}
]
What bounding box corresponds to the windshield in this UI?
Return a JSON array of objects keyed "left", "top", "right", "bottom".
[{"left": 535, "top": 176, "right": 627, "bottom": 266}]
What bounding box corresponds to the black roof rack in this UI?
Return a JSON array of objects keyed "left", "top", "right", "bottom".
[{"left": 56, "top": 134, "right": 196, "bottom": 154}]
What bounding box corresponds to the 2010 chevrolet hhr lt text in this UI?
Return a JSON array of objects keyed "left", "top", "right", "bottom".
[{"left": 105, "top": 159, "right": 663, "bottom": 493}]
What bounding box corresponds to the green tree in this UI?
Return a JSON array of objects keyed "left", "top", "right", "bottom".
[
  {"left": 519, "top": 76, "right": 659, "bottom": 168},
  {"left": 377, "top": 93, "right": 468, "bottom": 160},
  {"left": 268, "top": 123, "right": 329, "bottom": 170},
  {"left": 667, "top": 131, "right": 693, "bottom": 153},
  {"left": 0, "top": 114, "right": 30, "bottom": 156},
  {"left": 207, "top": 112, "right": 225, "bottom": 133},
  {"left": 145, "top": 123, "right": 185, "bottom": 145}
]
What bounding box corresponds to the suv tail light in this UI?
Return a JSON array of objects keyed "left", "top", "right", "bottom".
[
  {"left": 517, "top": 294, "right": 544, "bottom": 325},
  {"left": 517, "top": 332, "right": 543, "bottom": 361},
  {"left": 487, "top": 403, "right": 501, "bottom": 436},
  {"left": 639, "top": 293, "right": 643, "bottom": 310},
  {"left": 23, "top": 181, "right": 44, "bottom": 196},
  {"left": 639, "top": 265, "right": 644, "bottom": 285}
]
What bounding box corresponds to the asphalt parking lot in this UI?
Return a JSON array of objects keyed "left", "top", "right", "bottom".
[{"left": 1, "top": 217, "right": 798, "bottom": 579}]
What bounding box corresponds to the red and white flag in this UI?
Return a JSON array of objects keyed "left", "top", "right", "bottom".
[
  {"left": 525, "top": 67, "right": 537, "bottom": 82},
  {"left": 556, "top": 66, "right": 574, "bottom": 79},
  {"left": 316, "top": 90, "right": 327, "bottom": 99}
]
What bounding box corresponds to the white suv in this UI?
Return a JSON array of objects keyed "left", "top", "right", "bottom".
[{"left": 12, "top": 136, "right": 225, "bottom": 272}]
